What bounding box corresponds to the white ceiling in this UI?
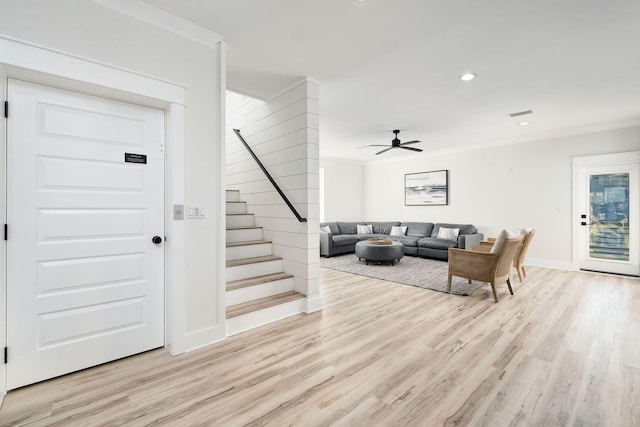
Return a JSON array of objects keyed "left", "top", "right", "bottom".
[{"left": 143, "top": 0, "right": 640, "bottom": 164}]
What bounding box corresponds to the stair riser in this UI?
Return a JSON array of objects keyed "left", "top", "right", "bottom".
[
  {"left": 226, "top": 259, "right": 283, "bottom": 282},
  {"left": 226, "top": 278, "right": 294, "bottom": 307},
  {"left": 226, "top": 202, "right": 247, "bottom": 215},
  {"left": 226, "top": 214, "right": 255, "bottom": 228},
  {"left": 226, "top": 228, "right": 263, "bottom": 243},
  {"left": 226, "top": 190, "right": 240, "bottom": 202},
  {"left": 226, "top": 243, "right": 273, "bottom": 261},
  {"left": 226, "top": 298, "right": 306, "bottom": 336}
]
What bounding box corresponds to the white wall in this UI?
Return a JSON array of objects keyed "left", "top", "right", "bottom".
[
  {"left": 319, "top": 158, "right": 365, "bottom": 222},
  {"left": 362, "top": 126, "right": 640, "bottom": 269},
  {"left": 0, "top": 0, "right": 225, "bottom": 349},
  {"left": 226, "top": 79, "right": 322, "bottom": 312}
]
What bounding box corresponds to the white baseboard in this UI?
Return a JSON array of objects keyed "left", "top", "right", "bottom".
[
  {"left": 183, "top": 324, "right": 226, "bottom": 353},
  {"left": 306, "top": 295, "right": 323, "bottom": 313},
  {"left": 526, "top": 258, "right": 575, "bottom": 271}
]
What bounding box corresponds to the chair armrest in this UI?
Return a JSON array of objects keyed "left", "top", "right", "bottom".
[
  {"left": 478, "top": 241, "right": 493, "bottom": 248},
  {"left": 470, "top": 244, "right": 491, "bottom": 252}
]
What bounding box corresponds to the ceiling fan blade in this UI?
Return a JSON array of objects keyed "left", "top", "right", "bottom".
[
  {"left": 364, "top": 144, "right": 392, "bottom": 147},
  {"left": 376, "top": 147, "right": 394, "bottom": 155},
  {"left": 400, "top": 146, "right": 423, "bottom": 152},
  {"left": 400, "top": 140, "right": 421, "bottom": 145}
]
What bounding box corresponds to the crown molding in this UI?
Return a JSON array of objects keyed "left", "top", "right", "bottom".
[{"left": 91, "top": 0, "right": 223, "bottom": 47}]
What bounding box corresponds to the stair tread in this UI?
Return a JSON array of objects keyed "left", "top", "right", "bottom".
[
  {"left": 226, "top": 213, "right": 254, "bottom": 216},
  {"left": 227, "top": 272, "right": 294, "bottom": 291},
  {"left": 226, "top": 291, "right": 305, "bottom": 319},
  {"left": 226, "top": 201, "right": 245, "bottom": 203},
  {"left": 227, "top": 225, "right": 262, "bottom": 230},
  {"left": 226, "top": 255, "right": 281, "bottom": 267},
  {"left": 226, "top": 240, "right": 272, "bottom": 248}
]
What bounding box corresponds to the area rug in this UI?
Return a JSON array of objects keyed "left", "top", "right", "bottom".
[{"left": 319, "top": 254, "right": 483, "bottom": 296}]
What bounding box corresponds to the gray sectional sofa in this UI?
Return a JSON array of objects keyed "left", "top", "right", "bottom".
[{"left": 319, "top": 221, "right": 483, "bottom": 261}]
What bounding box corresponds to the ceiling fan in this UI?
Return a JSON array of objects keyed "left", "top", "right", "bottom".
[{"left": 366, "top": 129, "right": 422, "bottom": 155}]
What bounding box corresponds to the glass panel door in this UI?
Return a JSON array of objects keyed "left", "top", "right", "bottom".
[{"left": 589, "top": 173, "right": 629, "bottom": 261}]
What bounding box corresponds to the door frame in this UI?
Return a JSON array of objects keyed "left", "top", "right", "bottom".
[
  {"left": 0, "top": 36, "right": 191, "bottom": 397},
  {"left": 572, "top": 151, "right": 640, "bottom": 273}
]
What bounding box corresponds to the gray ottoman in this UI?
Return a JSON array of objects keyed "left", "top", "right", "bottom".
[{"left": 355, "top": 240, "right": 404, "bottom": 266}]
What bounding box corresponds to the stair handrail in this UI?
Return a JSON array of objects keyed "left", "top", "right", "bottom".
[{"left": 233, "top": 129, "right": 307, "bottom": 223}]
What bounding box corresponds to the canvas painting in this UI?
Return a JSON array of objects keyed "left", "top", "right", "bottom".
[{"left": 405, "top": 170, "right": 449, "bottom": 206}]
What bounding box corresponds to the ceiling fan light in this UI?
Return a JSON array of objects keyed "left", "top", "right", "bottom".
[{"left": 460, "top": 73, "right": 477, "bottom": 81}]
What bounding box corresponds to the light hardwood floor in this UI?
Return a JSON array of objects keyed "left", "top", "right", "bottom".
[{"left": 2, "top": 265, "right": 639, "bottom": 426}]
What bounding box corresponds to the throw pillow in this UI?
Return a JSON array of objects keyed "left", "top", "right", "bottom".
[
  {"left": 490, "top": 229, "right": 508, "bottom": 253},
  {"left": 320, "top": 226, "right": 331, "bottom": 233},
  {"left": 436, "top": 227, "right": 460, "bottom": 240},
  {"left": 390, "top": 226, "right": 407, "bottom": 236},
  {"left": 356, "top": 224, "right": 373, "bottom": 235}
]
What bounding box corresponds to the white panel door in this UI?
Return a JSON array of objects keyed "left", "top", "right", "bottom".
[{"left": 6, "top": 79, "right": 165, "bottom": 389}]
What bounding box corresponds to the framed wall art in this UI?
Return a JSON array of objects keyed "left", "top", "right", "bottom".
[{"left": 405, "top": 170, "right": 449, "bottom": 206}]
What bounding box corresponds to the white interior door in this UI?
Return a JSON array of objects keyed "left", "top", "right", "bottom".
[
  {"left": 576, "top": 160, "right": 639, "bottom": 276},
  {"left": 6, "top": 79, "right": 165, "bottom": 389}
]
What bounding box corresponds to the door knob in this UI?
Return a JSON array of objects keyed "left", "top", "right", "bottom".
[{"left": 152, "top": 236, "right": 163, "bottom": 244}]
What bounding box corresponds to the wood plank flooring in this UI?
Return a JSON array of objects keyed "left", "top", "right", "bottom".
[{"left": 1, "top": 266, "right": 639, "bottom": 426}]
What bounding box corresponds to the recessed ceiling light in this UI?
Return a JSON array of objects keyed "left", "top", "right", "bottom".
[
  {"left": 460, "top": 73, "right": 476, "bottom": 81},
  {"left": 519, "top": 122, "right": 529, "bottom": 126}
]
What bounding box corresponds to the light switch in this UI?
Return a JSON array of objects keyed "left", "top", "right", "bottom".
[{"left": 187, "top": 205, "right": 207, "bottom": 219}]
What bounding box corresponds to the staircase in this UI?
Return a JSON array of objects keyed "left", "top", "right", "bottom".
[{"left": 225, "top": 190, "right": 306, "bottom": 335}]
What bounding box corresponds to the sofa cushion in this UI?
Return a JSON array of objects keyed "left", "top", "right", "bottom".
[
  {"left": 402, "top": 222, "right": 434, "bottom": 238},
  {"left": 418, "top": 237, "right": 458, "bottom": 250},
  {"left": 432, "top": 223, "right": 477, "bottom": 237},
  {"left": 337, "top": 222, "right": 363, "bottom": 235},
  {"left": 320, "top": 222, "right": 340, "bottom": 234},
  {"left": 367, "top": 221, "right": 401, "bottom": 234},
  {"left": 332, "top": 234, "right": 359, "bottom": 247},
  {"left": 389, "top": 235, "right": 421, "bottom": 247}
]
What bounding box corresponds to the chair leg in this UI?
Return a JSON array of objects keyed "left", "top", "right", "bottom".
[
  {"left": 506, "top": 278, "right": 514, "bottom": 295},
  {"left": 516, "top": 266, "right": 524, "bottom": 282},
  {"left": 447, "top": 272, "right": 452, "bottom": 292},
  {"left": 490, "top": 281, "right": 499, "bottom": 303},
  {"left": 468, "top": 279, "right": 472, "bottom": 284},
  {"left": 522, "top": 266, "right": 527, "bottom": 278}
]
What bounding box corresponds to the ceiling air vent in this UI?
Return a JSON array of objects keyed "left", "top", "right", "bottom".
[{"left": 509, "top": 110, "right": 533, "bottom": 117}]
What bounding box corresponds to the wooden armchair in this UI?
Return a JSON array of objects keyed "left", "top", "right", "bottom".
[
  {"left": 479, "top": 229, "right": 535, "bottom": 281},
  {"left": 448, "top": 235, "right": 523, "bottom": 303}
]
